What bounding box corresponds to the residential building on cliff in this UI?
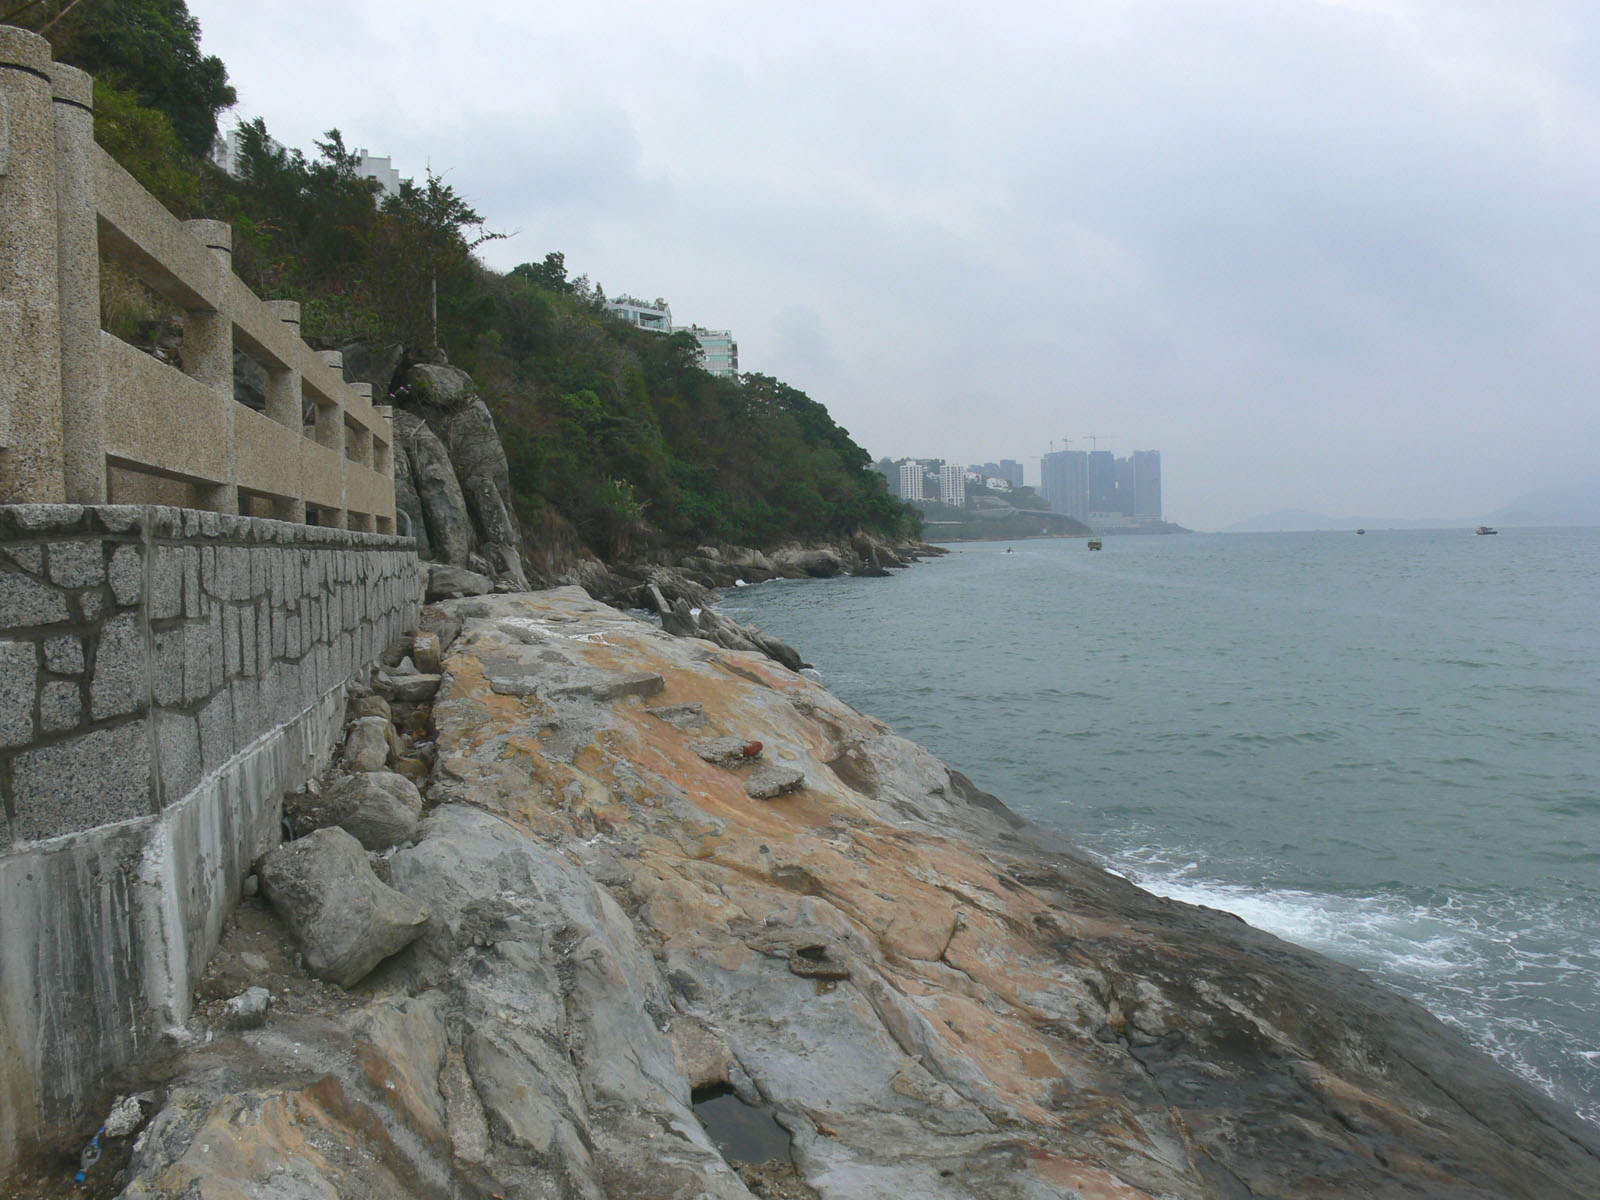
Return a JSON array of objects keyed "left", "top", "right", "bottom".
[
  {"left": 605, "top": 296, "right": 672, "bottom": 333},
  {"left": 678, "top": 325, "right": 739, "bottom": 377}
]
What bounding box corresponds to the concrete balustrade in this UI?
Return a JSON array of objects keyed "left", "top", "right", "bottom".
[
  {"left": 1, "top": 25, "right": 415, "bottom": 1176},
  {"left": 0, "top": 26, "right": 397, "bottom": 531}
]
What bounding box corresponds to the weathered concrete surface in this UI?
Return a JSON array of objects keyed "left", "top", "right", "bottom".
[
  {"left": 0, "top": 681, "right": 346, "bottom": 1176},
  {"left": 103, "top": 590, "right": 1600, "bottom": 1198}
]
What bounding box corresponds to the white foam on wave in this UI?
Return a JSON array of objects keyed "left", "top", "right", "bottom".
[
  {"left": 1113, "top": 857, "right": 1467, "bottom": 977},
  {"left": 1101, "top": 844, "right": 1600, "bottom": 1130}
]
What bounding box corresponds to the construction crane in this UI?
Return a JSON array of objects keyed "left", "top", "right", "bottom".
[{"left": 1085, "top": 435, "right": 1116, "bottom": 452}]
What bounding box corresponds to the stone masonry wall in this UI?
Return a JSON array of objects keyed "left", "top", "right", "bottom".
[
  {"left": 0, "top": 504, "right": 417, "bottom": 847},
  {"left": 0, "top": 502, "right": 420, "bottom": 1170}
]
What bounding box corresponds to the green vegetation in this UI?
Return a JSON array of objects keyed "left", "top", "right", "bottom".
[
  {"left": 18, "top": 0, "right": 917, "bottom": 559},
  {"left": 917, "top": 507, "right": 1091, "bottom": 541},
  {"left": 474, "top": 255, "right": 912, "bottom": 554},
  {"left": 7, "top": 0, "right": 234, "bottom": 154}
]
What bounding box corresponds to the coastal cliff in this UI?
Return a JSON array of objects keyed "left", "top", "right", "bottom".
[{"left": 87, "top": 590, "right": 1599, "bottom": 1198}]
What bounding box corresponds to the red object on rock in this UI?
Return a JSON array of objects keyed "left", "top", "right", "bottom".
[{"left": 742, "top": 741, "right": 763, "bottom": 758}]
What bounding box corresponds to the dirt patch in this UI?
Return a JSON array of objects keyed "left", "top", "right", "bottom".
[{"left": 192, "top": 895, "right": 350, "bottom": 1024}]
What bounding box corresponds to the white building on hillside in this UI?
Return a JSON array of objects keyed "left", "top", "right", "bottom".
[
  {"left": 353, "top": 148, "right": 401, "bottom": 197},
  {"left": 213, "top": 131, "right": 402, "bottom": 198},
  {"left": 898, "top": 460, "right": 925, "bottom": 501},
  {"left": 678, "top": 325, "right": 739, "bottom": 377},
  {"left": 606, "top": 296, "right": 673, "bottom": 333},
  {"left": 939, "top": 461, "right": 966, "bottom": 505}
]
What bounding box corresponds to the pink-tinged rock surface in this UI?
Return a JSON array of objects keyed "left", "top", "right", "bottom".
[{"left": 105, "top": 588, "right": 1600, "bottom": 1199}]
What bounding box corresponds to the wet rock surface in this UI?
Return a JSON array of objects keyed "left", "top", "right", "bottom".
[{"left": 100, "top": 589, "right": 1600, "bottom": 1199}]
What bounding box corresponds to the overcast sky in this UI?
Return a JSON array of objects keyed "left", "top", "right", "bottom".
[{"left": 185, "top": 0, "right": 1599, "bottom": 529}]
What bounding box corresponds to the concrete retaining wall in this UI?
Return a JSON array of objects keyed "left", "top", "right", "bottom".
[{"left": 0, "top": 503, "right": 420, "bottom": 1169}]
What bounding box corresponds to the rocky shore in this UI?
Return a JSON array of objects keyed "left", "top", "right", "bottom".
[{"left": 54, "top": 589, "right": 1600, "bottom": 1198}]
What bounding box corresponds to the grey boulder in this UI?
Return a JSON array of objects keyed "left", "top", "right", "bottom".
[
  {"left": 288, "top": 770, "right": 423, "bottom": 851},
  {"left": 257, "top": 827, "right": 431, "bottom": 988},
  {"left": 427, "top": 563, "right": 493, "bottom": 601},
  {"left": 344, "top": 716, "right": 391, "bottom": 772},
  {"left": 745, "top": 764, "right": 805, "bottom": 800}
]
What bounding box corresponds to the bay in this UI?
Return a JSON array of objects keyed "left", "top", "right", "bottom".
[{"left": 718, "top": 528, "right": 1600, "bottom": 1128}]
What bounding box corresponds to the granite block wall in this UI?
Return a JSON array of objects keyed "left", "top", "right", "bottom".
[
  {"left": 0, "top": 504, "right": 419, "bottom": 848},
  {"left": 0, "top": 502, "right": 420, "bottom": 1170}
]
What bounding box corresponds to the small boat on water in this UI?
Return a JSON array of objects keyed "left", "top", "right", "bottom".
[
  {"left": 1087, "top": 538, "right": 1103, "bottom": 551},
  {"left": 1476, "top": 525, "right": 1498, "bottom": 535},
  {"left": 1356, "top": 528, "right": 1366, "bottom": 535}
]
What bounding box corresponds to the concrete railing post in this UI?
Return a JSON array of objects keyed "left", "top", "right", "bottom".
[
  {"left": 50, "top": 60, "right": 104, "bottom": 503},
  {"left": 0, "top": 26, "right": 66, "bottom": 503},
  {"left": 348, "top": 383, "right": 375, "bottom": 468},
  {"left": 315, "top": 350, "right": 349, "bottom": 528},
  {"left": 346, "top": 384, "right": 375, "bottom": 530},
  {"left": 181, "top": 219, "right": 236, "bottom": 513},
  {"left": 263, "top": 300, "right": 306, "bottom": 522}
]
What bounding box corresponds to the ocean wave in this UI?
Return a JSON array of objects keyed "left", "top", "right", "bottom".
[{"left": 1101, "top": 845, "right": 1600, "bottom": 1128}]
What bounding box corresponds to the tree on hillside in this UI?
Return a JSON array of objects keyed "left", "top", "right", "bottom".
[
  {"left": 10, "top": 0, "right": 236, "bottom": 155},
  {"left": 377, "top": 170, "right": 506, "bottom": 352},
  {"left": 512, "top": 252, "right": 576, "bottom": 294}
]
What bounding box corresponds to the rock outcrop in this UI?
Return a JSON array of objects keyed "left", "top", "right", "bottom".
[
  {"left": 343, "top": 350, "right": 529, "bottom": 591},
  {"left": 393, "top": 362, "right": 530, "bottom": 591},
  {"left": 97, "top": 588, "right": 1600, "bottom": 1199}
]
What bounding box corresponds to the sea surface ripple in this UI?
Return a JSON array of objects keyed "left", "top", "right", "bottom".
[{"left": 720, "top": 527, "right": 1600, "bottom": 1128}]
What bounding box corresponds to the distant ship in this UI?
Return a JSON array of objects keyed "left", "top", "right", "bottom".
[
  {"left": 1356, "top": 528, "right": 1366, "bottom": 535},
  {"left": 1476, "top": 525, "right": 1498, "bottom": 535}
]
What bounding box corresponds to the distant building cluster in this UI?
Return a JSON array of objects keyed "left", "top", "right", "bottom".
[
  {"left": 874, "top": 447, "right": 1164, "bottom": 529},
  {"left": 1041, "top": 449, "right": 1161, "bottom": 523},
  {"left": 602, "top": 296, "right": 739, "bottom": 378}
]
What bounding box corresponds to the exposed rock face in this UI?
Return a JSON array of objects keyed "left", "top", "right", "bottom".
[
  {"left": 390, "top": 437, "right": 431, "bottom": 558},
  {"left": 230, "top": 350, "right": 266, "bottom": 411},
  {"left": 649, "top": 580, "right": 805, "bottom": 671},
  {"left": 770, "top": 545, "right": 850, "bottom": 577},
  {"left": 426, "top": 562, "right": 494, "bottom": 601},
  {"left": 108, "top": 590, "right": 1600, "bottom": 1199},
  {"left": 393, "top": 408, "right": 474, "bottom": 567},
  {"left": 394, "top": 361, "right": 530, "bottom": 591}
]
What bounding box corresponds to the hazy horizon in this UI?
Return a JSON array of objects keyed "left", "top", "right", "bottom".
[{"left": 186, "top": 1, "right": 1600, "bottom": 531}]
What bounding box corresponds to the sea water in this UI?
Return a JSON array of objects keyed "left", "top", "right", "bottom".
[{"left": 718, "top": 528, "right": 1600, "bottom": 1128}]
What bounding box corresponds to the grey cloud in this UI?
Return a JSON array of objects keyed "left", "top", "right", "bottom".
[{"left": 187, "top": 0, "right": 1600, "bottom": 528}]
